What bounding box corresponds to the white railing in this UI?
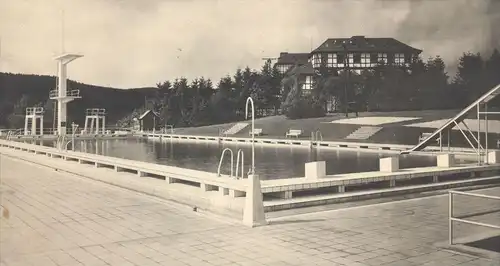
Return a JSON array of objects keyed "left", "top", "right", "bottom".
[
  {"left": 217, "top": 148, "right": 234, "bottom": 177},
  {"left": 25, "top": 107, "right": 45, "bottom": 116},
  {"left": 49, "top": 89, "right": 81, "bottom": 98},
  {"left": 85, "top": 108, "right": 106, "bottom": 116},
  {"left": 449, "top": 190, "right": 500, "bottom": 245},
  {"left": 7, "top": 128, "right": 24, "bottom": 139}
]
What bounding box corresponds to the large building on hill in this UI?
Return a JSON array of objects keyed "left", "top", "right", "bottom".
[
  {"left": 275, "top": 36, "right": 422, "bottom": 75},
  {"left": 274, "top": 36, "right": 422, "bottom": 112}
]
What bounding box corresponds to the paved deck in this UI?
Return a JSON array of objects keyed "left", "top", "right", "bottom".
[{"left": 1, "top": 154, "right": 499, "bottom": 266}]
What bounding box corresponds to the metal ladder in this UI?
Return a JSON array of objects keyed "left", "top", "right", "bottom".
[
  {"left": 310, "top": 130, "right": 323, "bottom": 150},
  {"left": 217, "top": 148, "right": 245, "bottom": 179}
]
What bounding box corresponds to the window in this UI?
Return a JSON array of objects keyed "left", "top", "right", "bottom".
[
  {"left": 370, "top": 53, "right": 377, "bottom": 63},
  {"left": 394, "top": 53, "right": 405, "bottom": 65},
  {"left": 278, "top": 64, "right": 292, "bottom": 73},
  {"left": 353, "top": 53, "right": 361, "bottom": 64},
  {"left": 348, "top": 53, "right": 354, "bottom": 65},
  {"left": 361, "top": 53, "right": 370, "bottom": 67},
  {"left": 302, "top": 75, "right": 314, "bottom": 94},
  {"left": 327, "top": 54, "right": 337, "bottom": 67},
  {"left": 378, "top": 53, "right": 388, "bottom": 64},
  {"left": 312, "top": 54, "right": 321, "bottom": 68}
]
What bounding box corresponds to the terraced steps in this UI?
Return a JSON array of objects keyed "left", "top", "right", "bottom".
[
  {"left": 223, "top": 123, "right": 248, "bottom": 135},
  {"left": 345, "top": 126, "right": 382, "bottom": 140}
]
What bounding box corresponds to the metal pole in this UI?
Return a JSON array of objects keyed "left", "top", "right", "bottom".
[
  {"left": 246, "top": 97, "right": 255, "bottom": 175},
  {"left": 448, "top": 129, "right": 451, "bottom": 151},
  {"left": 344, "top": 46, "right": 349, "bottom": 118},
  {"left": 439, "top": 131, "right": 442, "bottom": 152},
  {"left": 449, "top": 192, "right": 453, "bottom": 245},
  {"left": 485, "top": 103, "right": 489, "bottom": 164},
  {"left": 477, "top": 103, "right": 481, "bottom": 165}
]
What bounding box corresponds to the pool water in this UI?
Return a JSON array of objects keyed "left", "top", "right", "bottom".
[{"left": 34, "top": 138, "right": 442, "bottom": 180}]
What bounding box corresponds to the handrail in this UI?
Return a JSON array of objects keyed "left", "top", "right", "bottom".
[
  {"left": 217, "top": 148, "right": 234, "bottom": 177},
  {"left": 57, "top": 135, "right": 65, "bottom": 150},
  {"left": 315, "top": 130, "right": 323, "bottom": 142},
  {"left": 235, "top": 149, "right": 245, "bottom": 179},
  {"left": 65, "top": 140, "right": 73, "bottom": 151},
  {"left": 449, "top": 190, "right": 500, "bottom": 245}
]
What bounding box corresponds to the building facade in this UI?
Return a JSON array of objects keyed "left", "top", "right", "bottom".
[
  {"left": 275, "top": 53, "right": 310, "bottom": 74},
  {"left": 274, "top": 36, "right": 423, "bottom": 110},
  {"left": 309, "top": 36, "right": 422, "bottom": 74},
  {"left": 138, "top": 110, "right": 160, "bottom": 132}
]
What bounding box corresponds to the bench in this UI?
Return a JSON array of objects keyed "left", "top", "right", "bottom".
[
  {"left": 249, "top": 128, "right": 263, "bottom": 136},
  {"left": 419, "top": 133, "right": 441, "bottom": 144},
  {"left": 286, "top": 129, "right": 303, "bottom": 138}
]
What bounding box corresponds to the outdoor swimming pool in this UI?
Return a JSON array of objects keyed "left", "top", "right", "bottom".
[{"left": 33, "top": 138, "right": 449, "bottom": 180}]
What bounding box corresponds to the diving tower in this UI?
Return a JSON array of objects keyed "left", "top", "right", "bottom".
[
  {"left": 402, "top": 83, "right": 500, "bottom": 163},
  {"left": 49, "top": 53, "right": 83, "bottom": 136},
  {"left": 84, "top": 108, "right": 106, "bottom": 134},
  {"left": 24, "top": 107, "right": 44, "bottom": 135}
]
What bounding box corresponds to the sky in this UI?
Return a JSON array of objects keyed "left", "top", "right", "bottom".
[{"left": 0, "top": 0, "right": 499, "bottom": 89}]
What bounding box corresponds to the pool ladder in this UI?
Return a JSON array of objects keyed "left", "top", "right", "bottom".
[
  {"left": 217, "top": 148, "right": 245, "bottom": 179},
  {"left": 5, "top": 129, "right": 23, "bottom": 140},
  {"left": 310, "top": 130, "right": 323, "bottom": 149},
  {"left": 56, "top": 127, "right": 79, "bottom": 151},
  {"left": 311, "top": 130, "right": 323, "bottom": 142}
]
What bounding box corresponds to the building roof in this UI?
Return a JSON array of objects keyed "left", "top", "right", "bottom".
[
  {"left": 138, "top": 110, "right": 160, "bottom": 120},
  {"left": 286, "top": 62, "right": 316, "bottom": 76},
  {"left": 275, "top": 52, "right": 310, "bottom": 65},
  {"left": 312, "top": 36, "right": 422, "bottom": 54}
]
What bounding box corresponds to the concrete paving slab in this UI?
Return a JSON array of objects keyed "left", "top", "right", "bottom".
[
  {"left": 1, "top": 153, "right": 499, "bottom": 266},
  {"left": 328, "top": 117, "right": 421, "bottom": 126}
]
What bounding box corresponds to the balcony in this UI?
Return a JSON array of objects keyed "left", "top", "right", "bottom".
[{"left": 49, "top": 89, "right": 81, "bottom": 99}]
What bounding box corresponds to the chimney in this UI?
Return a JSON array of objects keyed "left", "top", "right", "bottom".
[{"left": 351, "top": 35, "right": 366, "bottom": 44}]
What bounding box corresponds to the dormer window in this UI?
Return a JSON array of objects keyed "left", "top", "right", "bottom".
[{"left": 312, "top": 54, "right": 321, "bottom": 68}]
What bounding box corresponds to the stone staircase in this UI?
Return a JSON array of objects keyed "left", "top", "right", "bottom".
[
  {"left": 223, "top": 123, "right": 249, "bottom": 135},
  {"left": 345, "top": 126, "right": 382, "bottom": 140}
]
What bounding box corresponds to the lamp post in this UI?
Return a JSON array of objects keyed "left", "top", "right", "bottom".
[
  {"left": 342, "top": 42, "right": 349, "bottom": 117},
  {"left": 245, "top": 97, "right": 255, "bottom": 175}
]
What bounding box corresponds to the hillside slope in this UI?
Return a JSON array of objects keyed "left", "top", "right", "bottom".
[{"left": 0, "top": 72, "right": 157, "bottom": 128}]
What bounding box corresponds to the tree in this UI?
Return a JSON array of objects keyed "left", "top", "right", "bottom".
[
  {"left": 281, "top": 72, "right": 325, "bottom": 119},
  {"left": 365, "top": 64, "right": 411, "bottom": 111},
  {"left": 407, "top": 56, "right": 450, "bottom": 110},
  {"left": 208, "top": 76, "right": 235, "bottom": 123},
  {"left": 7, "top": 94, "right": 30, "bottom": 128},
  {"left": 485, "top": 49, "right": 500, "bottom": 87},
  {"left": 453, "top": 52, "right": 486, "bottom": 104},
  {"left": 251, "top": 59, "right": 282, "bottom": 114}
]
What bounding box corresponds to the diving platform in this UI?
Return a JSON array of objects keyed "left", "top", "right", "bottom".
[{"left": 402, "top": 84, "right": 500, "bottom": 162}]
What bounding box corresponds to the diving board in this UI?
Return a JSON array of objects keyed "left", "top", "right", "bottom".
[{"left": 401, "top": 83, "right": 500, "bottom": 154}]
